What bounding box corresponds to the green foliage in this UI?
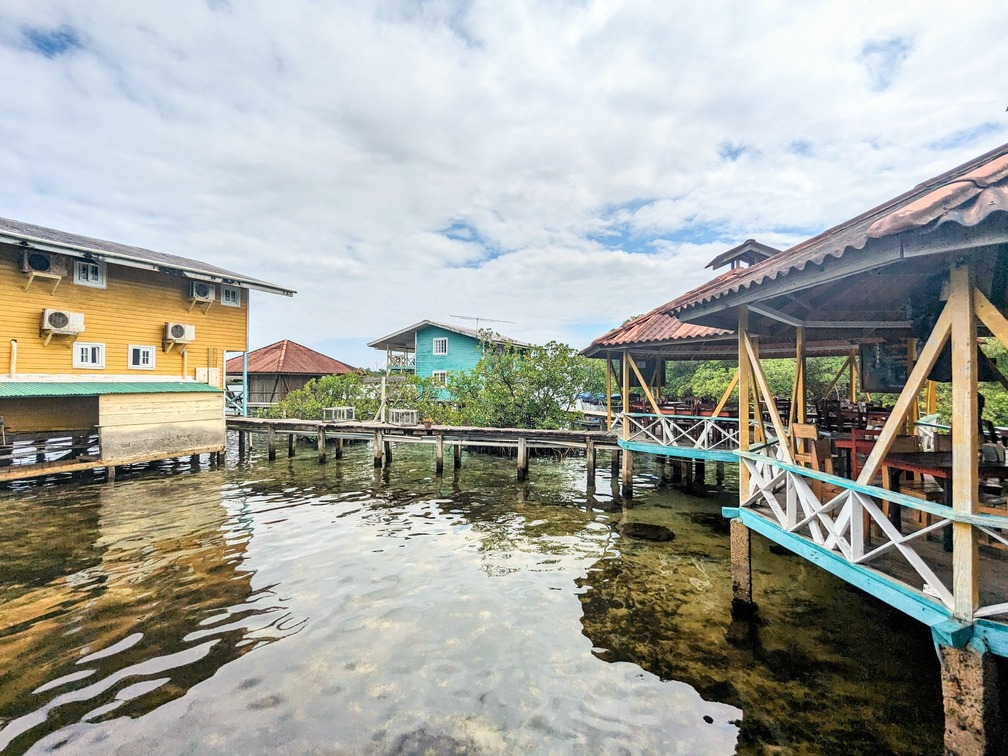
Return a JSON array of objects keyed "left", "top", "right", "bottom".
[
  {"left": 260, "top": 335, "right": 604, "bottom": 430},
  {"left": 262, "top": 372, "right": 447, "bottom": 422},
  {"left": 932, "top": 339, "right": 1008, "bottom": 426},
  {"left": 446, "top": 337, "right": 604, "bottom": 429},
  {"left": 662, "top": 356, "right": 851, "bottom": 404}
]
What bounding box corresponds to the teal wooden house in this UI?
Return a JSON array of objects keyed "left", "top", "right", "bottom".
[{"left": 368, "top": 320, "right": 523, "bottom": 387}]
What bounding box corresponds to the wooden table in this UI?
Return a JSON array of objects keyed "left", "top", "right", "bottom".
[{"left": 884, "top": 452, "right": 1008, "bottom": 551}]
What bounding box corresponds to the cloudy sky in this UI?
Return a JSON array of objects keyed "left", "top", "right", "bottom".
[{"left": 2, "top": 1, "right": 1006, "bottom": 370}]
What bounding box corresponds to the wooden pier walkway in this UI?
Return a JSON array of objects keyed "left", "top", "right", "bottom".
[{"left": 226, "top": 416, "right": 622, "bottom": 481}]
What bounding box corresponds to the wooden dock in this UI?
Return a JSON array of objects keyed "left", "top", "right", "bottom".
[{"left": 226, "top": 416, "right": 621, "bottom": 482}]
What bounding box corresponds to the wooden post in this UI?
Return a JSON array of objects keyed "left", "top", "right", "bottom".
[
  {"left": 585, "top": 438, "right": 595, "bottom": 486},
  {"left": 906, "top": 338, "right": 919, "bottom": 434},
  {"left": 939, "top": 646, "right": 1002, "bottom": 755},
  {"left": 621, "top": 447, "right": 633, "bottom": 499},
  {"left": 106, "top": 465, "right": 116, "bottom": 483},
  {"left": 611, "top": 449, "right": 620, "bottom": 480},
  {"left": 238, "top": 429, "right": 246, "bottom": 458},
  {"left": 517, "top": 437, "right": 528, "bottom": 481},
  {"left": 288, "top": 433, "right": 295, "bottom": 457},
  {"left": 384, "top": 439, "right": 392, "bottom": 467},
  {"left": 949, "top": 265, "right": 979, "bottom": 621},
  {"left": 795, "top": 325, "right": 807, "bottom": 425},
  {"left": 622, "top": 350, "right": 630, "bottom": 443},
  {"left": 454, "top": 442, "right": 462, "bottom": 469},
  {"left": 715, "top": 461, "right": 725, "bottom": 487},
  {"left": 267, "top": 426, "right": 277, "bottom": 461},
  {"left": 190, "top": 453, "right": 200, "bottom": 468},
  {"left": 435, "top": 433, "right": 444, "bottom": 475},
  {"left": 694, "top": 461, "right": 706, "bottom": 496},
  {"left": 849, "top": 348, "right": 858, "bottom": 404},
  {"left": 672, "top": 459, "right": 683, "bottom": 485},
  {"left": 606, "top": 352, "right": 613, "bottom": 432},
  {"left": 373, "top": 432, "right": 382, "bottom": 467},
  {"left": 335, "top": 437, "right": 344, "bottom": 459},
  {"left": 215, "top": 450, "right": 225, "bottom": 466},
  {"left": 317, "top": 428, "right": 327, "bottom": 464},
  {"left": 738, "top": 308, "right": 750, "bottom": 493},
  {"left": 730, "top": 518, "right": 754, "bottom": 614},
  {"left": 713, "top": 369, "right": 739, "bottom": 419}
]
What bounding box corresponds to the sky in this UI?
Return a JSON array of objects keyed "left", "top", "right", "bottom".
[{"left": 2, "top": 1, "right": 1006, "bottom": 371}]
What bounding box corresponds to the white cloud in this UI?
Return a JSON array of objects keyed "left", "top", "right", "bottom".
[{"left": 2, "top": 0, "right": 1007, "bottom": 370}]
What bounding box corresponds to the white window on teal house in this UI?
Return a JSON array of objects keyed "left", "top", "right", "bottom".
[
  {"left": 128, "top": 345, "right": 156, "bottom": 370},
  {"left": 74, "top": 260, "right": 107, "bottom": 289},
  {"left": 221, "top": 285, "right": 241, "bottom": 307},
  {"left": 432, "top": 370, "right": 448, "bottom": 385},
  {"left": 74, "top": 343, "right": 105, "bottom": 369},
  {"left": 432, "top": 337, "right": 448, "bottom": 355}
]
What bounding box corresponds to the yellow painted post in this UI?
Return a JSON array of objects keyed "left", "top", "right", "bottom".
[
  {"left": 622, "top": 350, "right": 630, "bottom": 443},
  {"left": 738, "top": 308, "right": 750, "bottom": 493},
  {"left": 849, "top": 348, "right": 857, "bottom": 404},
  {"left": 906, "top": 338, "right": 919, "bottom": 433},
  {"left": 949, "top": 265, "right": 978, "bottom": 621},
  {"left": 606, "top": 352, "right": 613, "bottom": 432},
  {"left": 796, "top": 326, "right": 807, "bottom": 424},
  {"left": 926, "top": 380, "right": 938, "bottom": 415}
]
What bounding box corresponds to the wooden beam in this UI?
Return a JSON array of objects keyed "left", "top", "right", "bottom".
[
  {"left": 627, "top": 353, "right": 662, "bottom": 415},
  {"left": 622, "top": 350, "right": 630, "bottom": 442},
  {"left": 606, "top": 352, "right": 613, "bottom": 431},
  {"left": 749, "top": 303, "right": 803, "bottom": 328},
  {"left": 820, "top": 354, "right": 853, "bottom": 400},
  {"left": 738, "top": 308, "right": 751, "bottom": 493},
  {"left": 712, "top": 369, "right": 739, "bottom": 419},
  {"left": 857, "top": 298, "right": 953, "bottom": 486},
  {"left": 974, "top": 286, "right": 1008, "bottom": 349},
  {"left": 849, "top": 348, "right": 857, "bottom": 404},
  {"left": 749, "top": 302, "right": 911, "bottom": 330},
  {"left": 744, "top": 333, "right": 794, "bottom": 464},
  {"left": 950, "top": 266, "right": 979, "bottom": 620}
]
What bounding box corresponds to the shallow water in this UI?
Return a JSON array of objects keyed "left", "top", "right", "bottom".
[{"left": 0, "top": 438, "right": 942, "bottom": 754}]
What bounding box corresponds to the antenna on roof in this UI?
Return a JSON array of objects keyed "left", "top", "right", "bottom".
[{"left": 450, "top": 314, "right": 515, "bottom": 331}]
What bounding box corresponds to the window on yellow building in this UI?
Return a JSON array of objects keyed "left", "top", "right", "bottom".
[
  {"left": 128, "top": 345, "right": 156, "bottom": 370},
  {"left": 74, "top": 260, "right": 107, "bottom": 289},
  {"left": 73, "top": 343, "right": 105, "bottom": 369}
]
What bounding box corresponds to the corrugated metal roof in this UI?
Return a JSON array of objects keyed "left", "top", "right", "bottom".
[
  {"left": 0, "top": 217, "right": 295, "bottom": 297},
  {"left": 368, "top": 320, "right": 528, "bottom": 351},
  {"left": 0, "top": 381, "right": 222, "bottom": 398},
  {"left": 225, "top": 340, "right": 357, "bottom": 375},
  {"left": 581, "top": 281, "right": 733, "bottom": 357},
  {"left": 672, "top": 141, "right": 1008, "bottom": 316}
]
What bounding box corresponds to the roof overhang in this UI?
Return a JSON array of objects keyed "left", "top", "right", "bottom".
[{"left": 0, "top": 228, "right": 296, "bottom": 297}]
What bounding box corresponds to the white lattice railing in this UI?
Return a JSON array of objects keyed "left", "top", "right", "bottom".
[
  {"left": 623, "top": 413, "right": 753, "bottom": 452},
  {"left": 738, "top": 449, "right": 1008, "bottom": 620}
]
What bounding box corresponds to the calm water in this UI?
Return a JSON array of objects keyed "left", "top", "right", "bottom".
[{"left": 0, "top": 436, "right": 943, "bottom": 754}]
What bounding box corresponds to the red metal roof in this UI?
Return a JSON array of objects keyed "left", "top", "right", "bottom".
[
  {"left": 582, "top": 278, "right": 734, "bottom": 356},
  {"left": 225, "top": 340, "right": 357, "bottom": 375},
  {"left": 672, "top": 141, "right": 1008, "bottom": 316}
]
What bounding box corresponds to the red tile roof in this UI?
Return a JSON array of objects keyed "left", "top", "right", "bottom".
[{"left": 225, "top": 340, "right": 357, "bottom": 375}]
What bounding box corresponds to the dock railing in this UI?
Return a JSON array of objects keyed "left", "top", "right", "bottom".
[
  {"left": 622, "top": 413, "right": 756, "bottom": 454},
  {"left": 736, "top": 448, "right": 1008, "bottom": 624}
]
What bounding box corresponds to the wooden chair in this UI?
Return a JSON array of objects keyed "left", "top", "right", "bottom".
[{"left": 791, "top": 423, "right": 838, "bottom": 501}]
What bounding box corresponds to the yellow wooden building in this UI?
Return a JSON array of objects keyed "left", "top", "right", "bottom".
[{"left": 0, "top": 217, "right": 294, "bottom": 481}]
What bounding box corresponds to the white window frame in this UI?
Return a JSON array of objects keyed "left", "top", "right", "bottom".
[
  {"left": 221, "top": 285, "right": 241, "bottom": 307},
  {"left": 432, "top": 337, "right": 448, "bottom": 356},
  {"left": 128, "top": 345, "right": 156, "bottom": 370},
  {"left": 432, "top": 370, "right": 448, "bottom": 385},
  {"left": 73, "top": 260, "right": 107, "bottom": 289},
  {"left": 73, "top": 342, "right": 105, "bottom": 369}
]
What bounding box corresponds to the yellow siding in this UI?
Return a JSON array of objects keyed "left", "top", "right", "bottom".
[
  {"left": 0, "top": 397, "right": 99, "bottom": 432},
  {"left": 98, "top": 393, "right": 223, "bottom": 427},
  {"left": 1, "top": 244, "right": 248, "bottom": 385}
]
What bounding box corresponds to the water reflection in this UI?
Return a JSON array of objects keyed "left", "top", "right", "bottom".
[
  {"left": 0, "top": 443, "right": 945, "bottom": 754},
  {"left": 0, "top": 471, "right": 301, "bottom": 753}
]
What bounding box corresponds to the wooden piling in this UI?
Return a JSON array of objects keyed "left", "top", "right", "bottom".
[
  {"left": 106, "top": 465, "right": 116, "bottom": 483},
  {"left": 694, "top": 461, "right": 706, "bottom": 496},
  {"left": 585, "top": 438, "right": 595, "bottom": 485},
  {"left": 288, "top": 433, "right": 295, "bottom": 457},
  {"left": 715, "top": 461, "right": 725, "bottom": 487},
  {"left": 373, "top": 432, "right": 382, "bottom": 468},
  {"left": 730, "top": 518, "right": 754, "bottom": 614},
  {"left": 384, "top": 440, "right": 392, "bottom": 467},
  {"left": 939, "top": 646, "right": 1002, "bottom": 755},
  {"left": 335, "top": 437, "right": 343, "bottom": 459},
  {"left": 454, "top": 442, "right": 462, "bottom": 469},
  {"left": 620, "top": 448, "right": 633, "bottom": 499},
  {"left": 611, "top": 450, "right": 620, "bottom": 479},
  {"left": 672, "top": 460, "right": 683, "bottom": 485},
  {"left": 267, "top": 426, "right": 277, "bottom": 461},
  {"left": 317, "top": 429, "right": 327, "bottom": 464},
  {"left": 435, "top": 434, "right": 444, "bottom": 475},
  {"left": 238, "top": 430, "right": 246, "bottom": 458},
  {"left": 517, "top": 437, "right": 528, "bottom": 481},
  {"left": 190, "top": 453, "right": 200, "bottom": 468}
]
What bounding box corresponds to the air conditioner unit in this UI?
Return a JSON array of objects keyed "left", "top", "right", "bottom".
[
  {"left": 40, "top": 309, "right": 85, "bottom": 335},
  {"left": 165, "top": 322, "right": 196, "bottom": 343},
  {"left": 21, "top": 250, "right": 67, "bottom": 277},
  {"left": 189, "top": 281, "right": 215, "bottom": 302}
]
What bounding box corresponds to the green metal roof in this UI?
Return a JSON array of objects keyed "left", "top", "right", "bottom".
[{"left": 0, "top": 382, "right": 223, "bottom": 398}]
